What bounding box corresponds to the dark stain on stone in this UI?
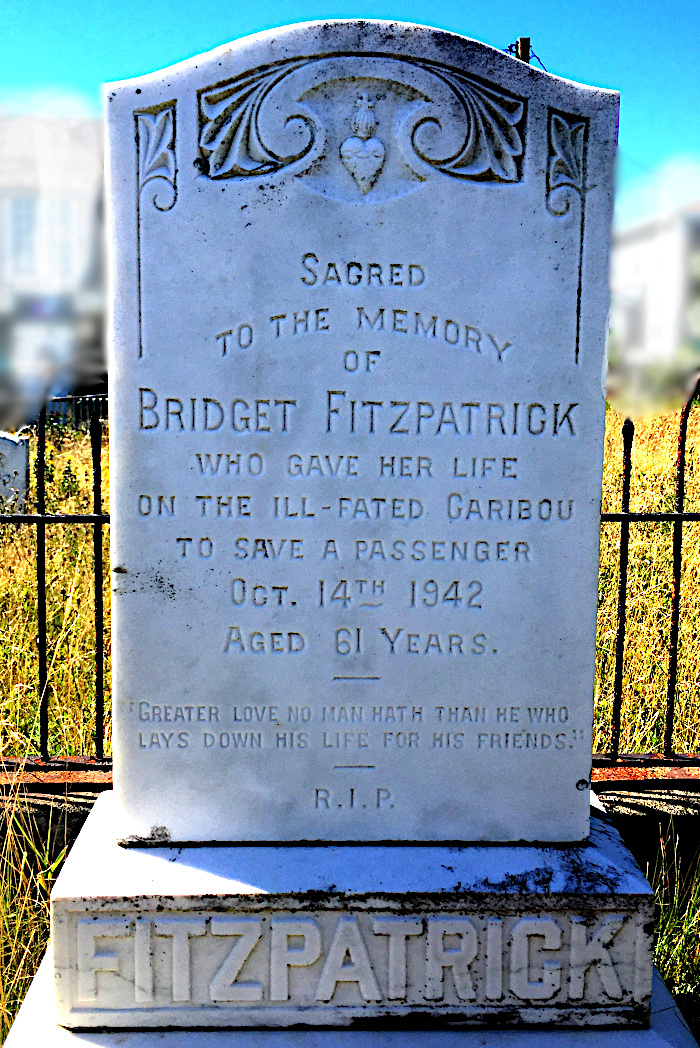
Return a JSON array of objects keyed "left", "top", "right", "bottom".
[
  {"left": 121, "top": 824, "right": 172, "bottom": 846},
  {"left": 150, "top": 572, "right": 176, "bottom": 599},
  {"left": 114, "top": 567, "right": 177, "bottom": 600}
]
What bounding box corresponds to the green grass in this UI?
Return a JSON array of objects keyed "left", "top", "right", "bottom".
[{"left": 653, "top": 831, "right": 700, "bottom": 1034}]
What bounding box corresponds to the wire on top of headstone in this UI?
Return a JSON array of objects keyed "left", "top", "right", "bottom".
[{"left": 506, "top": 37, "right": 548, "bottom": 72}]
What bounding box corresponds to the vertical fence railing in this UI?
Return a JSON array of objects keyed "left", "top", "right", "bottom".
[
  {"left": 595, "top": 379, "right": 700, "bottom": 768},
  {"left": 90, "top": 408, "right": 105, "bottom": 760},
  {"left": 36, "top": 408, "right": 48, "bottom": 761},
  {"left": 0, "top": 394, "right": 110, "bottom": 768},
  {"left": 609, "top": 418, "right": 633, "bottom": 760},
  {"left": 663, "top": 387, "right": 696, "bottom": 758}
]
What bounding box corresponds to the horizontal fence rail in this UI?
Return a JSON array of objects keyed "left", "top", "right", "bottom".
[{"left": 1, "top": 389, "right": 700, "bottom": 782}]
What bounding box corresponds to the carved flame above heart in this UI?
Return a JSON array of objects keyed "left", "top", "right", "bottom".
[{"left": 340, "top": 94, "right": 386, "bottom": 195}]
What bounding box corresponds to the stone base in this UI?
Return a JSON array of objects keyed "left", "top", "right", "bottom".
[
  {"left": 7, "top": 952, "right": 698, "bottom": 1048},
  {"left": 51, "top": 793, "right": 654, "bottom": 1030}
]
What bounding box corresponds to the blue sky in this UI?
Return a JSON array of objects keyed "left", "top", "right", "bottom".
[{"left": 2, "top": 0, "right": 699, "bottom": 223}]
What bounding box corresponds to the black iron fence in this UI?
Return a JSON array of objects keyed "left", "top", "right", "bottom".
[
  {"left": 594, "top": 379, "right": 700, "bottom": 770},
  {"left": 0, "top": 395, "right": 109, "bottom": 768},
  {"left": 1, "top": 390, "right": 699, "bottom": 775}
]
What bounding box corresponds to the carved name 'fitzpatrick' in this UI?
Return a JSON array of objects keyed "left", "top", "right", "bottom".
[
  {"left": 74, "top": 910, "right": 641, "bottom": 1009},
  {"left": 326, "top": 395, "right": 578, "bottom": 437}
]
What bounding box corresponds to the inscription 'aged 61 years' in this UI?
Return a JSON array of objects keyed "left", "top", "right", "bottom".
[{"left": 106, "top": 19, "right": 618, "bottom": 845}]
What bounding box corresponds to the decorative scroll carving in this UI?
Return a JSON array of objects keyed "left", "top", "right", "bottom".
[
  {"left": 197, "top": 54, "right": 525, "bottom": 190},
  {"left": 546, "top": 112, "right": 586, "bottom": 217},
  {"left": 198, "top": 60, "right": 312, "bottom": 179},
  {"left": 409, "top": 65, "right": 523, "bottom": 182},
  {"left": 137, "top": 106, "right": 177, "bottom": 211}
]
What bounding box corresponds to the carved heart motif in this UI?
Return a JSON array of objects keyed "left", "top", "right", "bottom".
[{"left": 340, "top": 135, "right": 385, "bottom": 194}]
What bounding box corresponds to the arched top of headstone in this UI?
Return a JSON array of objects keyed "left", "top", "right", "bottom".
[
  {"left": 109, "top": 18, "right": 615, "bottom": 101},
  {"left": 108, "top": 20, "right": 616, "bottom": 209}
]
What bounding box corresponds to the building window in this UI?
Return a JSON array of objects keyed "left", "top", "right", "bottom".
[
  {"left": 8, "top": 196, "right": 38, "bottom": 279},
  {"left": 48, "top": 197, "right": 74, "bottom": 284},
  {"left": 610, "top": 287, "right": 646, "bottom": 357}
]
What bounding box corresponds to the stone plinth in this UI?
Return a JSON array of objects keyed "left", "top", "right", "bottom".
[
  {"left": 52, "top": 794, "right": 653, "bottom": 1029},
  {"left": 9, "top": 955, "right": 698, "bottom": 1047}
]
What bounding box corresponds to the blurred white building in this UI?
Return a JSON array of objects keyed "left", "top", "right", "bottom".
[
  {"left": 0, "top": 115, "right": 105, "bottom": 427},
  {"left": 610, "top": 203, "right": 700, "bottom": 368}
]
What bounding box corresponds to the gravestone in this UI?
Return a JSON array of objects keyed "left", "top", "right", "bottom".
[
  {"left": 7, "top": 18, "right": 696, "bottom": 1048},
  {"left": 105, "top": 17, "right": 617, "bottom": 848},
  {"left": 0, "top": 432, "right": 29, "bottom": 509}
]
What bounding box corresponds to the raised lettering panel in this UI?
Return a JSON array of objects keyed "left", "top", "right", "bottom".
[
  {"left": 55, "top": 904, "right": 652, "bottom": 1027},
  {"left": 107, "top": 20, "right": 618, "bottom": 842}
]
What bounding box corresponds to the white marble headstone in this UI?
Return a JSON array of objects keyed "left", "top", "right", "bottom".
[
  {"left": 0, "top": 432, "right": 29, "bottom": 510},
  {"left": 107, "top": 20, "right": 618, "bottom": 844}
]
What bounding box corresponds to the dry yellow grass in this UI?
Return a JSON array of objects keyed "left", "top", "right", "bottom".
[
  {"left": 0, "top": 419, "right": 111, "bottom": 760},
  {"left": 595, "top": 403, "right": 700, "bottom": 755},
  {"left": 0, "top": 787, "right": 65, "bottom": 1042}
]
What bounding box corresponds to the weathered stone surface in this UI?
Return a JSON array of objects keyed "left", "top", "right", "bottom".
[
  {"left": 11, "top": 955, "right": 700, "bottom": 1046},
  {"left": 106, "top": 19, "right": 619, "bottom": 845},
  {"left": 0, "top": 432, "right": 28, "bottom": 509},
  {"left": 51, "top": 793, "right": 652, "bottom": 1029}
]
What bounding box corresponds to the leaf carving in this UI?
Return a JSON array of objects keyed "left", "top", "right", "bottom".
[
  {"left": 547, "top": 112, "right": 586, "bottom": 216},
  {"left": 197, "top": 55, "right": 525, "bottom": 185},
  {"left": 199, "top": 60, "right": 313, "bottom": 178},
  {"left": 137, "top": 108, "right": 177, "bottom": 211},
  {"left": 411, "top": 70, "right": 524, "bottom": 182}
]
